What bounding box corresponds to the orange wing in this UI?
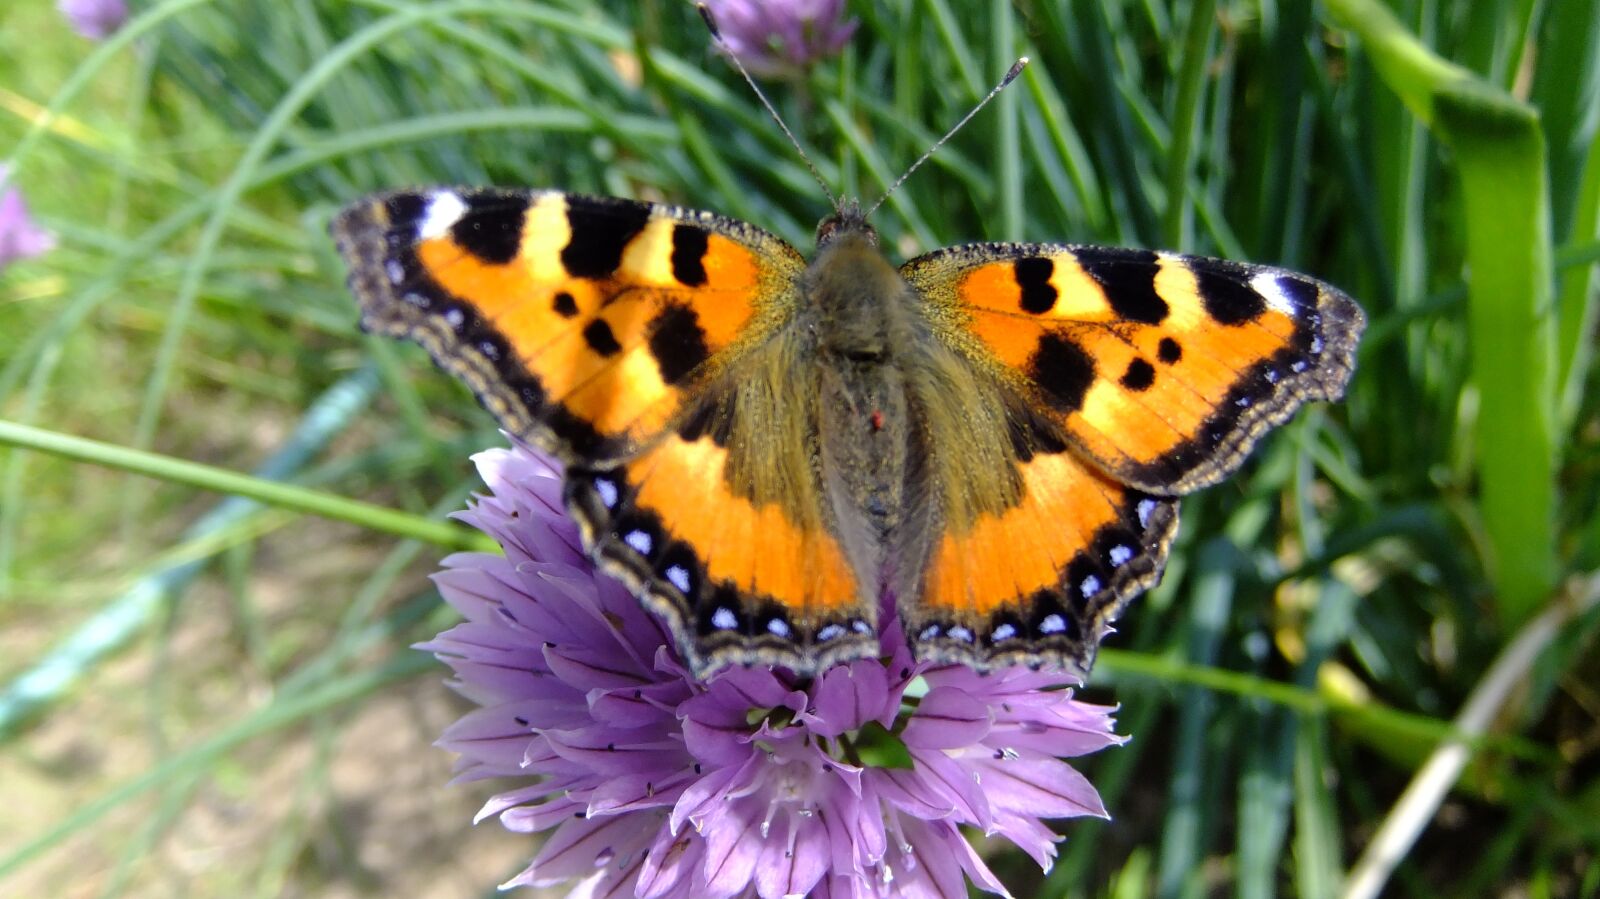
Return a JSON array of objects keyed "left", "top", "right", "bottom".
[
  {"left": 333, "top": 189, "right": 804, "bottom": 463},
  {"left": 565, "top": 427, "right": 878, "bottom": 677},
  {"left": 903, "top": 244, "right": 1363, "bottom": 494},
  {"left": 335, "top": 190, "right": 877, "bottom": 676},
  {"left": 910, "top": 438, "right": 1178, "bottom": 679},
  {"left": 898, "top": 242, "right": 1360, "bottom": 674}
]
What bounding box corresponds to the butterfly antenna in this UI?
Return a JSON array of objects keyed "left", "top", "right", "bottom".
[
  {"left": 865, "top": 57, "right": 1029, "bottom": 219},
  {"left": 696, "top": 4, "right": 840, "bottom": 212}
]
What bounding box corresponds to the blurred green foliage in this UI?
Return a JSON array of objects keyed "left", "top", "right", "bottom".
[{"left": 2, "top": 0, "right": 1597, "bottom": 896}]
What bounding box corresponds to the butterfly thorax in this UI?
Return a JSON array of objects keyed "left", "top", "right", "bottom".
[{"left": 802, "top": 219, "right": 918, "bottom": 548}]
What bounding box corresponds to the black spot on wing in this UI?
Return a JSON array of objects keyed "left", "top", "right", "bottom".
[
  {"left": 1121, "top": 358, "right": 1155, "bottom": 391},
  {"left": 552, "top": 291, "right": 579, "bottom": 318},
  {"left": 1014, "top": 257, "right": 1058, "bottom": 314},
  {"left": 1028, "top": 332, "right": 1096, "bottom": 413},
  {"left": 561, "top": 198, "right": 650, "bottom": 279},
  {"left": 1158, "top": 337, "right": 1183, "bottom": 364},
  {"left": 670, "top": 225, "right": 710, "bottom": 287},
  {"left": 1076, "top": 247, "right": 1168, "bottom": 324},
  {"left": 451, "top": 200, "right": 525, "bottom": 265},
  {"left": 583, "top": 319, "right": 622, "bottom": 356},
  {"left": 1196, "top": 266, "right": 1267, "bottom": 325},
  {"left": 648, "top": 303, "right": 710, "bottom": 385}
]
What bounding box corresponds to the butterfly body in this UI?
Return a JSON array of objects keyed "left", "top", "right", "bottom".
[{"left": 333, "top": 188, "right": 1362, "bottom": 679}]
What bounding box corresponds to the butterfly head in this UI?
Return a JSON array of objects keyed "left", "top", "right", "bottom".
[{"left": 815, "top": 200, "right": 877, "bottom": 249}]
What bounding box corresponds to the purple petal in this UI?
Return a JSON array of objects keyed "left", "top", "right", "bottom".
[
  {"left": 699, "top": 797, "right": 762, "bottom": 896},
  {"left": 583, "top": 848, "right": 650, "bottom": 899},
  {"left": 907, "top": 749, "right": 992, "bottom": 830},
  {"left": 587, "top": 683, "right": 681, "bottom": 729},
  {"left": 436, "top": 706, "right": 541, "bottom": 769},
  {"left": 526, "top": 814, "right": 651, "bottom": 885},
  {"left": 476, "top": 782, "right": 561, "bottom": 824},
  {"left": 898, "top": 819, "right": 983, "bottom": 899},
  {"left": 989, "top": 810, "right": 1061, "bottom": 870},
  {"left": 669, "top": 755, "right": 756, "bottom": 835},
  {"left": 682, "top": 715, "right": 759, "bottom": 769},
  {"left": 872, "top": 769, "right": 955, "bottom": 820},
  {"left": 900, "top": 686, "right": 992, "bottom": 749},
  {"left": 586, "top": 768, "right": 694, "bottom": 816},
  {"left": 636, "top": 827, "right": 702, "bottom": 899},
  {"left": 962, "top": 752, "right": 1108, "bottom": 819},
  {"left": 544, "top": 642, "right": 654, "bottom": 691},
  {"left": 755, "top": 814, "right": 830, "bottom": 899},
  {"left": 802, "top": 659, "right": 891, "bottom": 737},
  {"left": 709, "top": 666, "right": 806, "bottom": 713},
  {"left": 544, "top": 727, "right": 686, "bottom": 776},
  {"left": 498, "top": 793, "right": 589, "bottom": 834},
  {"left": 984, "top": 692, "right": 1124, "bottom": 756},
  {"left": 940, "top": 824, "right": 1012, "bottom": 896},
  {"left": 829, "top": 776, "right": 887, "bottom": 868}
]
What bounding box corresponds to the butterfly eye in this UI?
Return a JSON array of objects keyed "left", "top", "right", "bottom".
[
  {"left": 815, "top": 214, "right": 843, "bottom": 245},
  {"left": 814, "top": 208, "right": 877, "bottom": 248}
]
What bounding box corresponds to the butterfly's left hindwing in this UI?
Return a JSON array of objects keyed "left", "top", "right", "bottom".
[{"left": 903, "top": 243, "right": 1363, "bottom": 494}]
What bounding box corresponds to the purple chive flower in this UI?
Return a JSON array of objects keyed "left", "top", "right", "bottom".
[
  {"left": 422, "top": 440, "right": 1124, "bottom": 897},
  {"left": 0, "top": 167, "right": 56, "bottom": 271},
  {"left": 704, "top": 0, "right": 858, "bottom": 77},
  {"left": 58, "top": 0, "right": 129, "bottom": 40}
]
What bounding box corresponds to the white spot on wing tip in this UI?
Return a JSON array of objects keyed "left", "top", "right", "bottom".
[
  {"left": 1039, "top": 614, "right": 1067, "bottom": 635},
  {"left": 711, "top": 607, "right": 738, "bottom": 630},
  {"left": 419, "top": 191, "right": 468, "bottom": 240},
  {"left": 766, "top": 618, "right": 791, "bottom": 638},
  {"left": 594, "top": 478, "right": 619, "bottom": 509},
  {"left": 1250, "top": 272, "right": 1297, "bottom": 315}
]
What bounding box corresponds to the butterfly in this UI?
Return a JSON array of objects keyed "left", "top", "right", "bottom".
[{"left": 331, "top": 187, "right": 1362, "bottom": 680}]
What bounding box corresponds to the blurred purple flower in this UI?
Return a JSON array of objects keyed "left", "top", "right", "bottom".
[
  {"left": 705, "top": 0, "right": 857, "bottom": 76},
  {"left": 59, "top": 0, "right": 129, "bottom": 40},
  {"left": 0, "top": 167, "right": 56, "bottom": 271},
  {"left": 421, "top": 440, "right": 1123, "bottom": 897}
]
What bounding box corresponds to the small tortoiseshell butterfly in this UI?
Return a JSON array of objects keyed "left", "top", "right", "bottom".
[{"left": 332, "top": 49, "right": 1362, "bottom": 681}]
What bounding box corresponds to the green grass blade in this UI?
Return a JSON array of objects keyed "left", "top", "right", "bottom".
[
  {"left": 0, "top": 419, "right": 486, "bottom": 554},
  {"left": 1323, "top": 0, "right": 1557, "bottom": 626}
]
